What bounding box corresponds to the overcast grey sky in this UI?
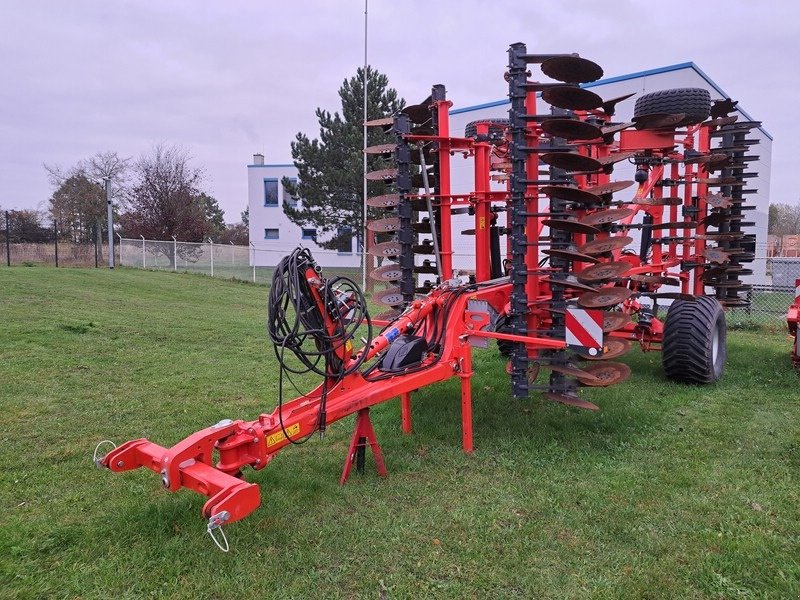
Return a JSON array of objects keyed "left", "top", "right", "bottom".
[{"left": 1, "top": 0, "right": 797, "bottom": 222}]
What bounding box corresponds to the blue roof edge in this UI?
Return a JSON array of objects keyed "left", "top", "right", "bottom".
[{"left": 449, "top": 62, "right": 772, "bottom": 140}]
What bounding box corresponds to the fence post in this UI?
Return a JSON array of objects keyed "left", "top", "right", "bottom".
[
  {"left": 105, "top": 177, "right": 115, "bottom": 269},
  {"left": 209, "top": 238, "right": 214, "bottom": 277},
  {"left": 116, "top": 233, "right": 122, "bottom": 267},
  {"left": 93, "top": 222, "right": 99, "bottom": 268},
  {"left": 4, "top": 211, "right": 10, "bottom": 267},
  {"left": 172, "top": 236, "right": 177, "bottom": 271},
  {"left": 230, "top": 241, "right": 234, "bottom": 266},
  {"left": 141, "top": 235, "right": 145, "bottom": 268},
  {"left": 53, "top": 220, "right": 59, "bottom": 267},
  {"left": 250, "top": 242, "right": 256, "bottom": 282}
]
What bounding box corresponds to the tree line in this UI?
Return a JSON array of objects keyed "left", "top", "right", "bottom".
[{"left": 2, "top": 145, "right": 247, "bottom": 245}]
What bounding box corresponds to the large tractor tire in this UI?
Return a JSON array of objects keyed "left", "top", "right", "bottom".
[
  {"left": 662, "top": 296, "right": 726, "bottom": 384},
  {"left": 464, "top": 118, "right": 509, "bottom": 139},
  {"left": 633, "top": 88, "right": 711, "bottom": 127}
]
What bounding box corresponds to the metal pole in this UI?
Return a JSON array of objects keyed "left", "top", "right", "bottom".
[
  {"left": 53, "top": 220, "right": 59, "bottom": 267},
  {"left": 250, "top": 242, "right": 256, "bottom": 283},
  {"left": 94, "top": 223, "right": 99, "bottom": 268},
  {"left": 172, "top": 235, "right": 177, "bottom": 271},
  {"left": 5, "top": 211, "right": 10, "bottom": 267},
  {"left": 361, "top": 0, "right": 368, "bottom": 291},
  {"left": 140, "top": 235, "right": 145, "bottom": 268},
  {"left": 105, "top": 177, "right": 114, "bottom": 268},
  {"left": 230, "top": 241, "right": 234, "bottom": 266},
  {"left": 209, "top": 238, "right": 214, "bottom": 277}
]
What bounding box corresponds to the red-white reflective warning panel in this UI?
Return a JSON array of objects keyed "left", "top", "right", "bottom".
[{"left": 565, "top": 308, "right": 604, "bottom": 356}]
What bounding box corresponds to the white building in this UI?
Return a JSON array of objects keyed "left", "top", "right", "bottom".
[
  {"left": 246, "top": 153, "right": 359, "bottom": 267},
  {"left": 249, "top": 62, "right": 771, "bottom": 279}
]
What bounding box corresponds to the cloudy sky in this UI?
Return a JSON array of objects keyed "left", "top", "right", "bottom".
[{"left": 1, "top": 0, "right": 797, "bottom": 222}]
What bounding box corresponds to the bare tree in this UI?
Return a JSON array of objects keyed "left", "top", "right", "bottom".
[{"left": 768, "top": 202, "right": 800, "bottom": 235}]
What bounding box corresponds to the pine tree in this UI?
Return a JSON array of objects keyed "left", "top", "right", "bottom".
[{"left": 283, "top": 66, "right": 404, "bottom": 251}]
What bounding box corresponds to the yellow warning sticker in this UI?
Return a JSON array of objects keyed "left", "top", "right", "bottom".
[{"left": 266, "top": 423, "right": 301, "bottom": 447}]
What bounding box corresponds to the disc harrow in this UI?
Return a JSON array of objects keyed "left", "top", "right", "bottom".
[{"left": 96, "top": 42, "right": 764, "bottom": 543}]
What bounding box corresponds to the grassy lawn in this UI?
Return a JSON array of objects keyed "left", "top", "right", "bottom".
[{"left": 1, "top": 266, "right": 798, "bottom": 599}]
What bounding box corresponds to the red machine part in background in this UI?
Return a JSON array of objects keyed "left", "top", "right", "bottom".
[{"left": 788, "top": 278, "right": 800, "bottom": 367}]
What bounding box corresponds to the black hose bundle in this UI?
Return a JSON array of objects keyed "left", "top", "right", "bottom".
[{"left": 267, "top": 247, "right": 372, "bottom": 442}]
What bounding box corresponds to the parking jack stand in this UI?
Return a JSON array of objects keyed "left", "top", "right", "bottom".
[{"left": 340, "top": 408, "right": 387, "bottom": 484}]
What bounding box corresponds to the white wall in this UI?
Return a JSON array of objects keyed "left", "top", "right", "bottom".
[{"left": 247, "top": 162, "right": 360, "bottom": 267}]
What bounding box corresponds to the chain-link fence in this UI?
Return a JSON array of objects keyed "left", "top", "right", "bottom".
[
  {"left": 118, "top": 237, "right": 367, "bottom": 287},
  {"left": 726, "top": 257, "right": 800, "bottom": 330}
]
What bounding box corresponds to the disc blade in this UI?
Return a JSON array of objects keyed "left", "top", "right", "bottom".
[
  {"left": 577, "top": 236, "right": 634, "bottom": 255},
  {"left": 544, "top": 392, "right": 599, "bottom": 411},
  {"left": 366, "top": 193, "right": 401, "bottom": 208},
  {"left": 584, "top": 180, "right": 635, "bottom": 196},
  {"left": 374, "top": 288, "right": 404, "bottom": 306},
  {"left": 601, "top": 93, "right": 636, "bottom": 116},
  {"left": 576, "top": 338, "right": 632, "bottom": 360},
  {"left": 578, "top": 208, "right": 634, "bottom": 227},
  {"left": 603, "top": 312, "right": 632, "bottom": 333},
  {"left": 369, "top": 264, "right": 402, "bottom": 282},
  {"left": 576, "top": 362, "right": 631, "bottom": 387},
  {"left": 542, "top": 218, "right": 600, "bottom": 235},
  {"left": 576, "top": 261, "right": 631, "bottom": 282},
  {"left": 542, "top": 86, "right": 604, "bottom": 110},
  {"left": 542, "top": 276, "right": 598, "bottom": 293},
  {"left": 541, "top": 118, "right": 602, "bottom": 140},
  {"left": 367, "top": 217, "right": 401, "bottom": 233},
  {"left": 364, "top": 143, "right": 396, "bottom": 156},
  {"left": 365, "top": 168, "right": 398, "bottom": 182},
  {"left": 540, "top": 55, "right": 603, "bottom": 84},
  {"left": 540, "top": 152, "right": 602, "bottom": 172},
  {"left": 368, "top": 241, "right": 401, "bottom": 257},
  {"left": 365, "top": 117, "right": 394, "bottom": 127},
  {"left": 633, "top": 197, "right": 682, "bottom": 206},
  {"left": 547, "top": 363, "right": 602, "bottom": 382},
  {"left": 577, "top": 287, "right": 634, "bottom": 308},
  {"left": 540, "top": 185, "right": 602, "bottom": 204},
  {"left": 543, "top": 248, "right": 600, "bottom": 264}
]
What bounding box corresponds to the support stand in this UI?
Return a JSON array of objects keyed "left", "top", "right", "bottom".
[{"left": 340, "top": 408, "right": 387, "bottom": 484}]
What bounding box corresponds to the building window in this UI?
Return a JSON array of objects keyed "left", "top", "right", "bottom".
[
  {"left": 264, "top": 228, "right": 279, "bottom": 240},
  {"left": 301, "top": 228, "right": 317, "bottom": 242},
  {"left": 335, "top": 226, "right": 352, "bottom": 254},
  {"left": 264, "top": 179, "right": 278, "bottom": 207},
  {"left": 283, "top": 178, "right": 300, "bottom": 208}
]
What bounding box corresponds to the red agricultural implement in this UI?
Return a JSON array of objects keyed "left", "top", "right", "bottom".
[
  {"left": 98, "top": 43, "right": 761, "bottom": 549},
  {"left": 788, "top": 279, "right": 800, "bottom": 367}
]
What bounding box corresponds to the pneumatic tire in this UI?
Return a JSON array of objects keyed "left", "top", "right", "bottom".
[
  {"left": 464, "top": 118, "right": 509, "bottom": 139},
  {"left": 662, "top": 296, "right": 726, "bottom": 384},
  {"left": 633, "top": 88, "right": 711, "bottom": 127}
]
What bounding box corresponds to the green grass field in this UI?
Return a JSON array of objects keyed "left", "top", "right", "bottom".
[{"left": 1, "top": 267, "right": 798, "bottom": 599}]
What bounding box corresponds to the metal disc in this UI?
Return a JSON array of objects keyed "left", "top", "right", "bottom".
[
  {"left": 577, "top": 338, "right": 632, "bottom": 360},
  {"left": 634, "top": 196, "right": 682, "bottom": 206},
  {"left": 504, "top": 361, "right": 540, "bottom": 385},
  {"left": 544, "top": 392, "right": 599, "bottom": 411},
  {"left": 578, "top": 235, "right": 634, "bottom": 255},
  {"left": 364, "top": 143, "right": 395, "bottom": 156},
  {"left": 577, "top": 362, "right": 632, "bottom": 387},
  {"left": 601, "top": 93, "right": 636, "bottom": 116},
  {"left": 368, "top": 241, "right": 401, "bottom": 257},
  {"left": 412, "top": 241, "right": 435, "bottom": 254},
  {"left": 365, "top": 116, "right": 394, "bottom": 127},
  {"left": 705, "top": 193, "right": 733, "bottom": 209},
  {"left": 461, "top": 228, "right": 476, "bottom": 235},
  {"left": 541, "top": 118, "right": 602, "bottom": 140},
  {"left": 542, "top": 86, "right": 604, "bottom": 111},
  {"left": 628, "top": 274, "right": 680, "bottom": 286},
  {"left": 543, "top": 248, "right": 600, "bottom": 264},
  {"left": 547, "top": 363, "right": 602, "bottom": 382},
  {"left": 542, "top": 276, "right": 598, "bottom": 293},
  {"left": 413, "top": 221, "right": 432, "bottom": 234},
  {"left": 697, "top": 233, "right": 744, "bottom": 241},
  {"left": 633, "top": 112, "right": 686, "bottom": 130},
  {"left": 584, "top": 180, "right": 635, "bottom": 196},
  {"left": 540, "top": 185, "right": 603, "bottom": 205},
  {"left": 577, "top": 287, "right": 634, "bottom": 308},
  {"left": 694, "top": 177, "right": 742, "bottom": 186},
  {"left": 541, "top": 55, "right": 603, "bottom": 83},
  {"left": 373, "top": 309, "right": 401, "bottom": 322},
  {"left": 577, "top": 261, "right": 631, "bottom": 282},
  {"left": 540, "top": 152, "right": 602, "bottom": 172},
  {"left": 707, "top": 115, "right": 738, "bottom": 127},
  {"left": 597, "top": 151, "right": 638, "bottom": 166},
  {"left": 542, "top": 218, "right": 600, "bottom": 235},
  {"left": 366, "top": 193, "right": 401, "bottom": 208},
  {"left": 603, "top": 312, "right": 632, "bottom": 333},
  {"left": 601, "top": 122, "right": 634, "bottom": 136},
  {"left": 710, "top": 98, "right": 738, "bottom": 119},
  {"left": 579, "top": 208, "right": 634, "bottom": 227},
  {"left": 367, "top": 217, "right": 401, "bottom": 233},
  {"left": 374, "top": 288, "right": 404, "bottom": 306},
  {"left": 365, "top": 168, "right": 398, "bottom": 182},
  {"left": 369, "top": 263, "right": 402, "bottom": 282},
  {"left": 684, "top": 152, "right": 729, "bottom": 165},
  {"left": 401, "top": 101, "right": 431, "bottom": 125}
]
